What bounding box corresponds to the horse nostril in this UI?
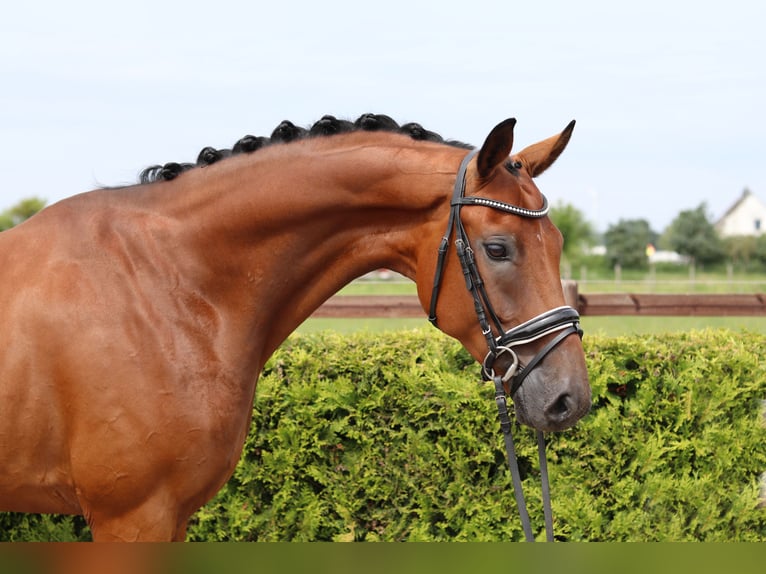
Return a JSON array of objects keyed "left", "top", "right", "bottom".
[{"left": 545, "top": 393, "right": 572, "bottom": 423}]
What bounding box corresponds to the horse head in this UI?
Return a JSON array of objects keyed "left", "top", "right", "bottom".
[{"left": 419, "top": 119, "right": 591, "bottom": 432}]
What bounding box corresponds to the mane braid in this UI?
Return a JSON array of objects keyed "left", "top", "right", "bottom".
[{"left": 137, "top": 114, "right": 472, "bottom": 184}]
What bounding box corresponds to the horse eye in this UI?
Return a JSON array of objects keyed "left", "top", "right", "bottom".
[{"left": 485, "top": 243, "right": 508, "bottom": 260}]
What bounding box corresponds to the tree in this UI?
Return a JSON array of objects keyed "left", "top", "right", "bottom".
[
  {"left": 723, "top": 235, "right": 757, "bottom": 268},
  {"left": 660, "top": 203, "right": 724, "bottom": 266},
  {"left": 549, "top": 200, "right": 596, "bottom": 260},
  {"left": 0, "top": 197, "right": 47, "bottom": 231},
  {"left": 603, "top": 219, "right": 657, "bottom": 269},
  {"left": 753, "top": 234, "right": 766, "bottom": 268}
]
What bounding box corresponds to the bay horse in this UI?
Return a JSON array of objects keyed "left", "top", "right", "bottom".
[{"left": 0, "top": 114, "right": 590, "bottom": 541}]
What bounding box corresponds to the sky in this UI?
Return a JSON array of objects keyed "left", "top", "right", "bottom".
[{"left": 1, "top": 0, "right": 764, "bottom": 233}]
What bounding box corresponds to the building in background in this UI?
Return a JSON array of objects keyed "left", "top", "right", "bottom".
[{"left": 715, "top": 188, "right": 766, "bottom": 238}]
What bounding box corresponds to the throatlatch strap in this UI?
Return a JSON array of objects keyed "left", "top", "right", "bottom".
[{"left": 428, "top": 149, "right": 479, "bottom": 327}]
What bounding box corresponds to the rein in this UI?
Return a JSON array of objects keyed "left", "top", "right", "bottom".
[{"left": 428, "top": 148, "right": 583, "bottom": 542}]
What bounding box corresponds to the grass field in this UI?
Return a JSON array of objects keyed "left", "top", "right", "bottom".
[
  {"left": 299, "top": 315, "right": 766, "bottom": 336},
  {"left": 301, "top": 269, "right": 766, "bottom": 336},
  {"left": 569, "top": 262, "right": 766, "bottom": 294}
]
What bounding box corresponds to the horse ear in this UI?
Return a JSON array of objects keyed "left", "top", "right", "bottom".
[
  {"left": 516, "top": 120, "right": 576, "bottom": 178},
  {"left": 476, "top": 118, "right": 517, "bottom": 178}
]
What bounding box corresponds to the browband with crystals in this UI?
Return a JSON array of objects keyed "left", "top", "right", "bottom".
[{"left": 452, "top": 194, "right": 550, "bottom": 218}]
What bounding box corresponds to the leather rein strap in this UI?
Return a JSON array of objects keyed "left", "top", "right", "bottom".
[{"left": 428, "top": 148, "right": 583, "bottom": 542}]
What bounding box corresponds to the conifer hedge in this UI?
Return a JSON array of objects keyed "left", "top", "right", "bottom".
[{"left": 2, "top": 329, "right": 765, "bottom": 541}]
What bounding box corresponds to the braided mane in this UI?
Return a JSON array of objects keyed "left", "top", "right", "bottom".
[{"left": 138, "top": 113, "right": 472, "bottom": 184}]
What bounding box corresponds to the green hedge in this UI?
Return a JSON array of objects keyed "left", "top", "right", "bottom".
[{"left": 2, "top": 329, "right": 765, "bottom": 541}]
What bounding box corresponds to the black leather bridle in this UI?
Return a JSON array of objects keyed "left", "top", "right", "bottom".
[
  {"left": 428, "top": 148, "right": 583, "bottom": 392},
  {"left": 428, "top": 148, "right": 583, "bottom": 541}
]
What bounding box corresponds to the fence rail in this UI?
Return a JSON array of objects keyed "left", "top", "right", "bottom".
[
  {"left": 576, "top": 293, "right": 766, "bottom": 316},
  {"left": 313, "top": 283, "right": 766, "bottom": 318},
  {"left": 313, "top": 295, "right": 425, "bottom": 318}
]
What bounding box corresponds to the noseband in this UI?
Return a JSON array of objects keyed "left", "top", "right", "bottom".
[{"left": 428, "top": 148, "right": 583, "bottom": 541}]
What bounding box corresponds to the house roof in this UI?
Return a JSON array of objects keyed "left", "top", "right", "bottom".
[{"left": 715, "top": 188, "right": 755, "bottom": 225}]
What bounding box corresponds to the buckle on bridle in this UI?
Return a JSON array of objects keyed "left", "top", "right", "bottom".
[{"left": 482, "top": 345, "right": 519, "bottom": 384}]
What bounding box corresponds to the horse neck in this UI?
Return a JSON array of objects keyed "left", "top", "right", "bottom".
[{"left": 154, "top": 134, "right": 462, "bottom": 357}]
